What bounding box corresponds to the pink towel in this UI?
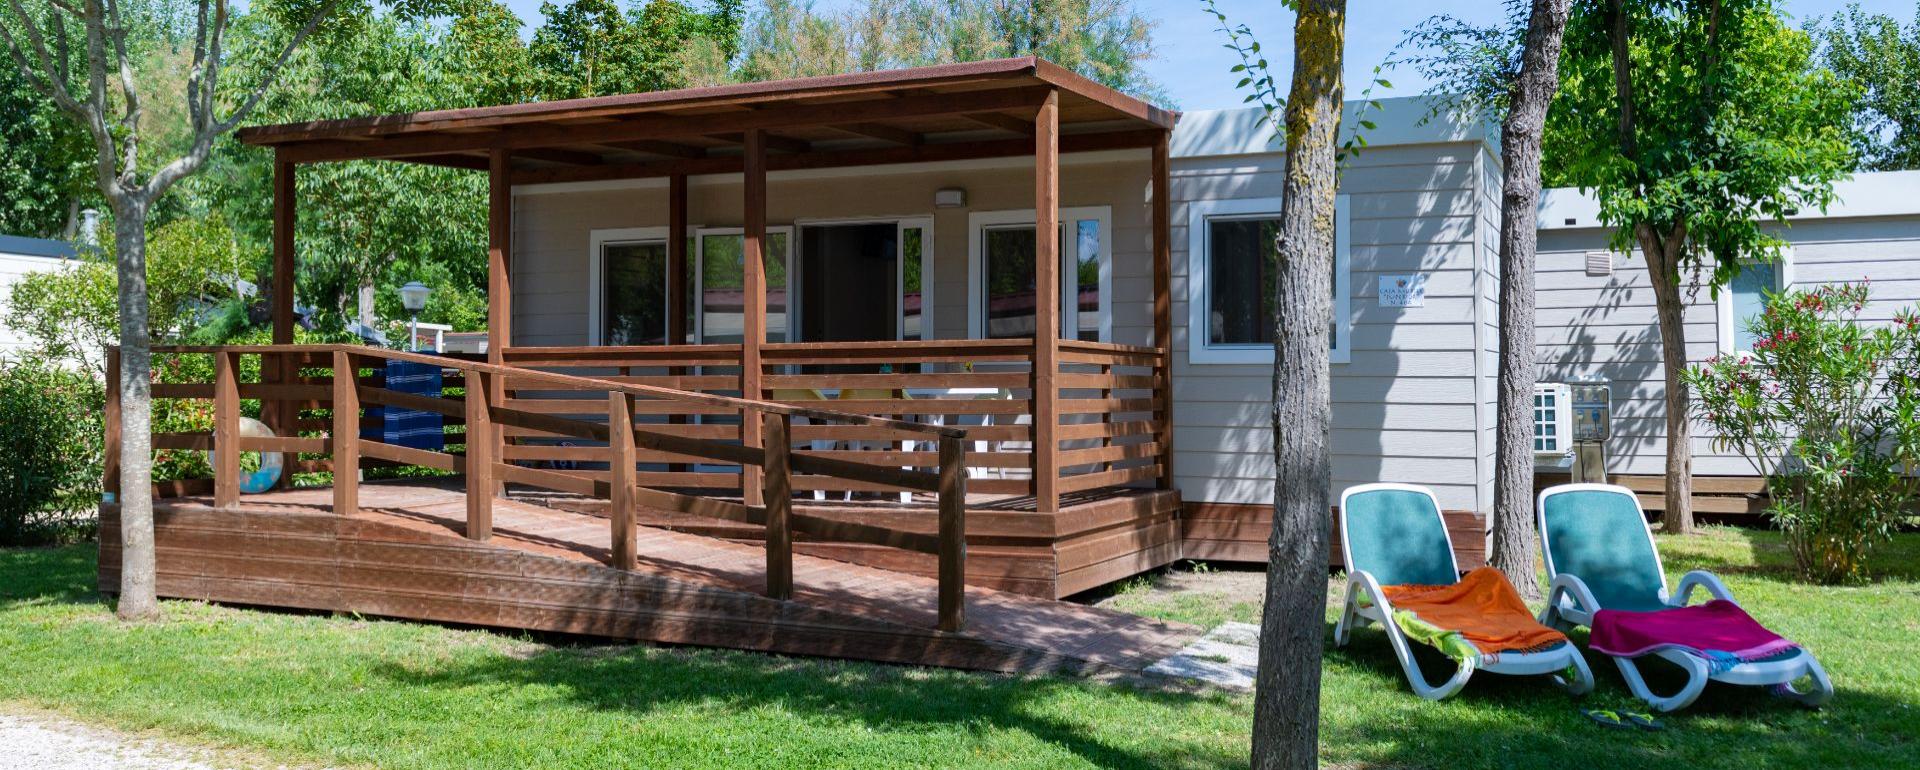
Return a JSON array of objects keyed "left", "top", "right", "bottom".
[{"left": 1590, "top": 600, "right": 1799, "bottom": 670}]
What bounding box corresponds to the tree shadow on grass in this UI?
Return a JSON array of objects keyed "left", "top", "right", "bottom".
[
  {"left": 1327, "top": 621, "right": 1918, "bottom": 769},
  {"left": 366, "top": 641, "right": 1249, "bottom": 770},
  {"left": 0, "top": 544, "right": 109, "bottom": 609},
  {"left": 1658, "top": 527, "right": 1920, "bottom": 584}
]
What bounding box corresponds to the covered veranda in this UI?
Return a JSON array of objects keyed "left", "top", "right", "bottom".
[{"left": 108, "top": 60, "right": 1184, "bottom": 622}]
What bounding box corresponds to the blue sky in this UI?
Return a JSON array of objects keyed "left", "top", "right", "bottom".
[{"left": 498, "top": 0, "right": 1913, "bottom": 111}]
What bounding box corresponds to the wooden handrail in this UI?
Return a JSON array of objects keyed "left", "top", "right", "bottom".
[
  {"left": 136, "top": 342, "right": 971, "bottom": 630},
  {"left": 150, "top": 343, "right": 963, "bottom": 438}
]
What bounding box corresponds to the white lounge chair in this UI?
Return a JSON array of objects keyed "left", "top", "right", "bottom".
[
  {"left": 1335, "top": 482, "right": 1594, "bottom": 700},
  {"left": 1536, "top": 483, "right": 1834, "bottom": 711}
]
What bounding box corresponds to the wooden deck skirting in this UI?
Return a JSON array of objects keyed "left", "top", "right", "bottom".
[
  {"left": 1180, "top": 502, "right": 1489, "bottom": 570},
  {"left": 1533, "top": 472, "right": 1771, "bottom": 518},
  {"left": 99, "top": 483, "right": 1198, "bottom": 675}
]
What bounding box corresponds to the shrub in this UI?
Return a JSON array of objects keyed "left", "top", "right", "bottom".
[
  {"left": 1687, "top": 283, "right": 1920, "bottom": 583},
  {"left": 0, "top": 356, "right": 104, "bottom": 546}
]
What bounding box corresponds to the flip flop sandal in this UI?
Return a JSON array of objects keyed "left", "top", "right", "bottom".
[
  {"left": 1623, "top": 712, "right": 1666, "bottom": 731},
  {"left": 1583, "top": 709, "right": 1635, "bottom": 730}
]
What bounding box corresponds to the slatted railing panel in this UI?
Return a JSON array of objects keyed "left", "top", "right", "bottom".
[{"left": 1053, "top": 340, "right": 1166, "bottom": 494}]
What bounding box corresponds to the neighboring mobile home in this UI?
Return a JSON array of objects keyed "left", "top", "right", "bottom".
[
  {"left": 1533, "top": 171, "right": 1920, "bottom": 513},
  {"left": 0, "top": 233, "right": 78, "bottom": 359}
]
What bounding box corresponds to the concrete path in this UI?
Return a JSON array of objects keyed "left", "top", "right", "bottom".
[{"left": 0, "top": 710, "right": 314, "bottom": 770}]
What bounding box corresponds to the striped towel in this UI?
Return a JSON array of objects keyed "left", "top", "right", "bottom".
[{"left": 362, "top": 360, "right": 445, "bottom": 451}]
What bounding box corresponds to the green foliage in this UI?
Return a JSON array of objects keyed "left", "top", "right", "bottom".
[
  {"left": 1807, "top": 2, "right": 1920, "bottom": 171},
  {"left": 1398, "top": 1, "right": 1531, "bottom": 119},
  {"left": 1685, "top": 284, "right": 1920, "bottom": 584},
  {"left": 0, "top": 356, "right": 104, "bottom": 546},
  {"left": 0, "top": 62, "right": 95, "bottom": 238},
  {"left": 738, "top": 0, "right": 1164, "bottom": 100},
  {"left": 1549, "top": 0, "right": 1856, "bottom": 278}
]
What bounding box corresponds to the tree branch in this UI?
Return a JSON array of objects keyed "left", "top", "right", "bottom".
[
  {"left": 210, "top": 0, "right": 339, "bottom": 135},
  {"left": 1605, "top": 0, "right": 1639, "bottom": 168}
]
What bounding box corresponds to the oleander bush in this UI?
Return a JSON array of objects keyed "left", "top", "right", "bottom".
[{"left": 1688, "top": 282, "right": 1920, "bottom": 583}]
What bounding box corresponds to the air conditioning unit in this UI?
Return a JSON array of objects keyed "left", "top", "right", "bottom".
[{"left": 1533, "top": 383, "right": 1573, "bottom": 458}]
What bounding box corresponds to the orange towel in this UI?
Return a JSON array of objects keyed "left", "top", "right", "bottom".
[{"left": 1381, "top": 567, "right": 1569, "bottom": 657}]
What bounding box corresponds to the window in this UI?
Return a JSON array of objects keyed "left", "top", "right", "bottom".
[
  {"left": 1186, "top": 196, "right": 1351, "bottom": 365},
  {"left": 966, "top": 207, "right": 1112, "bottom": 340},
  {"left": 1717, "top": 248, "right": 1793, "bottom": 355},
  {"left": 695, "top": 227, "right": 793, "bottom": 344},
  {"left": 588, "top": 227, "right": 671, "bottom": 345}
]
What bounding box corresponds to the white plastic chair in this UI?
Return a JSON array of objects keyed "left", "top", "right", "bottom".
[
  {"left": 1537, "top": 483, "right": 1834, "bottom": 711},
  {"left": 1336, "top": 483, "right": 1594, "bottom": 701}
]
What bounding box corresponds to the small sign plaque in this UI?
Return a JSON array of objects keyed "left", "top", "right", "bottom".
[{"left": 1379, "top": 274, "right": 1427, "bottom": 307}]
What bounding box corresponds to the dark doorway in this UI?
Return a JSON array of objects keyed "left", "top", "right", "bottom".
[{"left": 800, "top": 223, "right": 898, "bottom": 343}]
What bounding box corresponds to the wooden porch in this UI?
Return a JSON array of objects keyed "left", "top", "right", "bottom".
[{"left": 101, "top": 480, "right": 1196, "bottom": 674}]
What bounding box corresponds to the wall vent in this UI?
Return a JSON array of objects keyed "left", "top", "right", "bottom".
[{"left": 1585, "top": 250, "right": 1613, "bottom": 277}]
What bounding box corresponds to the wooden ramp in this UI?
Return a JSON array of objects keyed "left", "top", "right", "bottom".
[{"left": 100, "top": 481, "right": 1199, "bottom": 676}]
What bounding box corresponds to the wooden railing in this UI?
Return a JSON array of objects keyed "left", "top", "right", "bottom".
[
  {"left": 501, "top": 337, "right": 1172, "bottom": 508},
  {"left": 108, "top": 343, "right": 971, "bottom": 631}
]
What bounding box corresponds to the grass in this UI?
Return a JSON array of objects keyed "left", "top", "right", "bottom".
[
  {"left": 1104, "top": 527, "right": 1920, "bottom": 769},
  {"left": 2, "top": 528, "right": 1916, "bottom": 769}
]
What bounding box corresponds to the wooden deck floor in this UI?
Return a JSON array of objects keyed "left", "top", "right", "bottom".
[{"left": 100, "top": 481, "right": 1199, "bottom": 675}]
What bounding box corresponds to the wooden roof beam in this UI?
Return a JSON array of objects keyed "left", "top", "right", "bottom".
[
  {"left": 833, "top": 122, "right": 922, "bottom": 146},
  {"left": 962, "top": 111, "right": 1037, "bottom": 136},
  {"left": 515, "top": 147, "right": 606, "bottom": 166},
  {"left": 594, "top": 139, "right": 706, "bottom": 159},
  {"left": 510, "top": 128, "right": 1163, "bottom": 186},
  {"left": 710, "top": 132, "right": 811, "bottom": 154}
]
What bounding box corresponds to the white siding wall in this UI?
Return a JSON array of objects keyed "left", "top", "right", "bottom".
[
  {"left": 1170, "top": 142, "right": 1494, "bottom": 511},
  {"left": 0, "top": 252, "right": 70, "bottom": 358},
  {"left": 1535, "top": 212, "right": 1920, "bottom": 476},
  {"left": 510, "top": 157, "right": 1153, "bottom": 348}
]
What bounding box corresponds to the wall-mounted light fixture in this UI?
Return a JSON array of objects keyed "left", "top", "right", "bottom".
[{"left": 934, "top": 188, "right": 967, "bottom": 209}]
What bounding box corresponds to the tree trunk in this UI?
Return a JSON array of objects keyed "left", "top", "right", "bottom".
[
  {"left": 1488, "top": 0, "right": 1571, "bottom": 601},
  {"left": 358, "top": 278, "right": 377, "bottom": 329},
  {"left": 111, "top": 197, "right": 160, "bottom": 620},
  {"left": 1638, "top": 224, "right": 1695, "bottom": 534},
  {"left": 1251, "top": 2, "right": 1344, "bottom": 768}
]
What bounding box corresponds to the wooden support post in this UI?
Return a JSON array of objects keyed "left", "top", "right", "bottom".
[
  {"left": 488, "top": 150, "right": 513, "bottom": 496},
  {"left": 1151, "top": 131, "right": 1175, "bottom": 490},
  {"left": 608, "top": 392, "right": 638, "bottom": 570},
  {"left": 331, "top": 351, "right": 360, "bottom": 515},
  {"left": 668, "top": 174, "right": 689, "bottom": 345},
  {"left": 667, "top": 174, "right": 690, "bottom": 474},
  {"left": 762, "top": 411, "right": 793, "bottom": 600},
  {"left": 1031, "top": 90, "right": 1061, "bottom": 512},
  {"left": 270, "top": 157, "right": 298, "bottom": 490},
  {"left": 464, "top": 369, "right": 494, "bottom": 541},
  {"left": 103, "top": 346, "right": 121, "bottom": 499},
  {"left": 272, "top": 158, "right": 297, "bottom": 346},
  {"left": 741, "top": 129, "right": 768, "bottom": 507},
  {"left": 213, "top": 351, "right": 240, "bottom": 509},
  {"left": 937, "top": 435, "right": 967, "bottom": 632}
]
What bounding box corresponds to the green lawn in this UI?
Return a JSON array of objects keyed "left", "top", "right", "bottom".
[{"left": 2, "top": 529, "right": 1916, "bottom": 769}]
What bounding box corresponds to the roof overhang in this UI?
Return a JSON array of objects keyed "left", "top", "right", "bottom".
[{"left": 238, "top": 57, "right": 1178, "bottom": 186}]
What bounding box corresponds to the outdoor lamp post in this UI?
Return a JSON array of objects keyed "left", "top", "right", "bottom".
[{"left": 399, "top": 281, "right": 432, "bottom": 351}]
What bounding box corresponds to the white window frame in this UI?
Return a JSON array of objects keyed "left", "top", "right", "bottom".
[
  {"left": 693, "top": 225, "right": 795, "bottom": 343},
  {"left": 791, "top": 216, "right": 934, "bottom": 342},
  {"left": 587, "top": 226, "right": 671, "bottom": 346},
  {"left": 1185, "top": 195, "right": 1351, "bottom": 365},
  {"left": 1716, "top": 246, "right": 1794, "bottom": 356},
  {"left": 965, "top": 206, "right": 1113, "bottom": 341}
]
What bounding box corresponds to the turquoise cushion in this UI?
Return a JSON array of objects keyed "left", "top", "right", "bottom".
[
  {"left": 1540, "top": 489, "right": 1669, "bottom": 612},
  {"left": 1342, "top": 488, "right": 1457, "bottom": 586}
]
